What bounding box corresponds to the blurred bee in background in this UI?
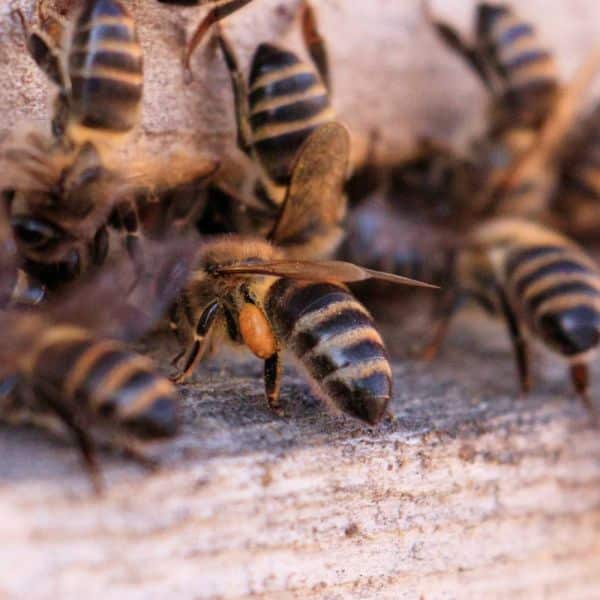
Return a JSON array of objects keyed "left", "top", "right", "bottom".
[
  {"left": 425, "top": 1, "right": 600, "bottom": 222},
  {"left": 423, "top": 1, "right": 561, "bottom": 218},
  {"left": 4, "top": 0, "right": 216, "bottom": 296},
  {"left": 552, "top": 103, "right": 600, "bottom": 243},
  {"left": 422, "top": 218, "right": 600, "bottom": 412},
  {"left": 170, "top": 123, "right": 437, "bottom": 424},
  {"left": 0, "top": 222, "right": 195, "bottom": 493},
  {"left": 182, "top": 0, "right": 337, "bottom": 244}
]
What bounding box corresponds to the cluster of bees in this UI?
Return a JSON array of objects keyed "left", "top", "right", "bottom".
[{"left": 0, "top": 0, "right": 598, "bottom": 492}]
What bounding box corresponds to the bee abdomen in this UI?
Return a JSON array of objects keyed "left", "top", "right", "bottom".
[
  {"left": 266, "top": 279, "right": 391, "bottom": 424},
  {"left": 478, "top": 4, "right": 558, "bottom": 119},
  {"left": 69, "top": 0, "right": 143, "bottom": 133},
  {"left": 505, "top": 244, "right": 600, "bottom": 356},
  {"left": 248, "top": 44, "right": 334, "bottom": 184},
  {"left": 31, "top": 328, "right": 178, "bottom": 438}
]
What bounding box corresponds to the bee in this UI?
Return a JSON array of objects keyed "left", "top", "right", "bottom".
[
  {"left": 424, "top": 1, "right": 559, "bottom": 130},
  {"left": 552, "top": 103, "right": 600, "bottom": 242},
  {"left": 422, "top": 218, "right": 600, "bottom": 411},
  {"left": 13, "top": 0, "right": 144, "bottom": 146},
  {"left": 5, "top": 0, "right": 216, "bottom": 294},
  {"left": 0, "top": 234, "right": 194, "bottom": 493},
  {"left": 423, "top": 1, "right": 560, "bottom": 216},
  {"left": 170, "top": 123, "right": 437, "bottom": 425},
  {"left": 182, "top": 0, "right": 336, "bottom": 238},
  {"left": 425, "top": 2, "right": 600, "bottom": 221}
]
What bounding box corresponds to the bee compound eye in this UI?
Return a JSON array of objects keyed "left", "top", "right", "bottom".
[{"left": 11, "top": 216, "right": 62, "bottom": 250}]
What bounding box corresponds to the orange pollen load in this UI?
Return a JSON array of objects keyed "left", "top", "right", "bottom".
[{"left": 239, "top": 303, "right": 277, "bottom": 359}]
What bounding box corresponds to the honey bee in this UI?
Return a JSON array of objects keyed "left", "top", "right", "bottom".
[
  {"left": 423, "top": 0, "right": 558, "bottom": 216},
  {"left": 424, "top": 1, "right": 559, "bottom": 130},
  {"left": 422, "top": 218, "right": 600, "bottom": 411},
  {"left": 13, "top": 0, "right": 143, "bottom": 147},
  {"left": 0, "top": 234, "right": 195, "bottom": 493},
  {"left": 183, "top": 0, "right": 336, "bottom": 238},
  {"left": 425, "top": 2, "right": 600, "bottom": 220},
  {"left": 170, "top": 124, "right": 437, "bottom": 424},
  {"left": 4, "top": 0, "right": 216, "bottom": 293},
  {"left": 552, "top": 103, "right": 600, "bottom": 241}
]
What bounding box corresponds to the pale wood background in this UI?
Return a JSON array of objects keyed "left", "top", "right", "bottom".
[{"left": 0, "top": 1, "right": 599, "bottom": 598}]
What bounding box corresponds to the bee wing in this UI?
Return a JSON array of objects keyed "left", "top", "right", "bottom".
[
  {"left": 215, "top": 259, "right": 439, "bottom": 288},
  {"left": 268, "top": 122, "right": 350, "bottom": 248}
]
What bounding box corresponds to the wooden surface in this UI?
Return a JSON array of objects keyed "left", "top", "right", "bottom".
[
  {"left": 1, "top": 1, "right": 600, "bottom": 598},
  {"left": 1, "top": 312, "right": 600, "bottom": 598}
]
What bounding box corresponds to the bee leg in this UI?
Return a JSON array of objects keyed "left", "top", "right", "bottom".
[
  {"left": 419, "top": 288, "right": 462, "bottom": 361},
  {"left": 10, "top": 7, "right": 67, "bottom": 89},
  {"left": 421, "top": 1, "right": 493, "bottom": 92},
  {"left": 116, "top": 200, "right": 143, "bottom": 274},
  {"left": 300, "top": 0, "right": 330, "bottom": 92},
  {"left": 570, "top": 363, "right": 597, "bottom": 419},
  {"left": 100, "top": 432, "right": 161, "bottom": 472},
  {"left": 43, "top": 396, "right": 104, "bottom": 494},
  {"left": 171, "top": 300, "right": 220, "bottom": 383},
  {"left": 497, "top": 288, "right": 531, "bottom": 394},
  {"left": 183, "top": 0, "right": 256, "bottom": 78},
  {"left": 264, "top": 353, "right": 284, "bottom": 417},
  {"left": 215, "top": 25, "right": 254, "bottom": 155}
]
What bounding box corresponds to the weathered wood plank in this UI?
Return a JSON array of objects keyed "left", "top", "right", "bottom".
[{"left": 1, "top": 313, "right": 600, "bottom": 598}]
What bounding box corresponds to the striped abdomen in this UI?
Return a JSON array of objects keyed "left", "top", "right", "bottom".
[
  {"left": 248, "top": 43, "right": 334, "bottom": 187},
  {"left": 266, "top": 279, "right": 391, "bottom": 424},
  {"left": 27, "top": 326, "right": 179, "bottom": 437},
  {"left": 504, "top": 244, "right": 600, "bottom": 357},
  {"left": 477, "top": 3, "right": 558, "bottom": 124},
  {"left": 68, "top": 0, "right": 143, "bottom": 133}
]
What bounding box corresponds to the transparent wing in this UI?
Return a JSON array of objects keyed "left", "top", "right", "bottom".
[
  {"left": 269, "top": 122, "right": 350, "bottom": 248},
  {"left": 215, "top": 259, "right": 439, "bottom": 288}
]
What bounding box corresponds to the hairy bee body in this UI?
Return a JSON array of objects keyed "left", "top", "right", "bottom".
[
  {"left": 19, "top": 324, "right": 179, "bottom": 438},
  {"left": 67, "top": 0, "right": 143, "bottom": 139},
  {"left": 172, "top": 236, "right": 392, "bottom": 424}
]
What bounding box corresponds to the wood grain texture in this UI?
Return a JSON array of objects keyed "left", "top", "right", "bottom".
[
  {"left": 1, "top": 312, "right": 600, "bottom": 599},
  {"left": 0, "top": 1, "right": 600, "bottom": 598}
]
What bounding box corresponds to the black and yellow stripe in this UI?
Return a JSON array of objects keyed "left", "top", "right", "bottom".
[
  {"left": 28, "top": 326, "right": 179, "bottom": 438},
  {"left": 68, "top": 0, "right": 143, "bottom": 132},
  {"left": 248, "top": 43, "right": 334, "bottom": 185},
  {"left": 477, "top": 3, "right": 558, "bottom": 124},
  {"left": 504, "top": 244, "right": 600, "bottom": 356},
  {"left": 265, "top": 279, "right": 391, "bottom": 424}
]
